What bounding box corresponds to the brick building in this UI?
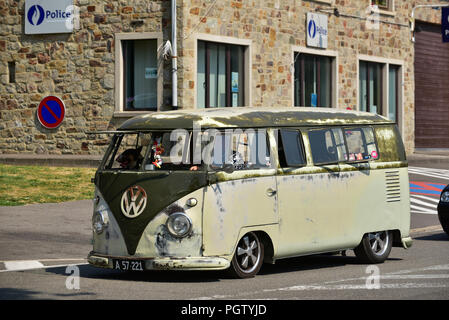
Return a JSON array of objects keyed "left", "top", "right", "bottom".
[{"left": 0, "top": 0, "right": 447, "bottom": 156}]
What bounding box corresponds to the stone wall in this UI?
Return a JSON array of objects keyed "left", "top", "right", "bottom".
[
  {"left": 178, "top": 0, "right": 442, "bottom": 155},
  {"left": 0, "top": 0, "right": 444, "bottom": 156},
  {"left": 0, "top": 0, "right": 169, "bottom": 155}
]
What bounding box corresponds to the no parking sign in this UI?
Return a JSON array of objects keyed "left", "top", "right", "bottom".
[{"left": 37, "top": 96, "right": 65, "bottom": 129}]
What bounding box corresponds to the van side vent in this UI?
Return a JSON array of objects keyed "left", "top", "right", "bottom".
[{"left": 385, "top": 170, "right": 401, "bottom": 202}]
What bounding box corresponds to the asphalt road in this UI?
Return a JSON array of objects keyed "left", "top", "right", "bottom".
[{"left": 0, "top": 165, "right": 448, "bottom": 300}]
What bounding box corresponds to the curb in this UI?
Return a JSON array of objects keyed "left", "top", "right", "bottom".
[
  {"left": 407, "top": 154, "right": 449, "bottom": 168},
  {"left": 0, "top": 155, "right": 102, "bottom": 168},
  {"left": 410, "top": 225, "right": 443, "bottom": 235}
]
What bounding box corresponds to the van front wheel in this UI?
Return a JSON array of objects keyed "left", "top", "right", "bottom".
[
  {"left": 229, "top": 232, "right": 264, "bottom": 278},
  {"left": 354, "top": 231, "right": 393, "bottom": 264}
]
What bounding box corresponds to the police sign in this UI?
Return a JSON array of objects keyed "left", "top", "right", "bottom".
[
  {"left": 306, "top": 12, "right": 328, "bottom": 49},
  {"left": 25, "top": 0, "right": 75, "bottom": 34},
  {"left": 443, "top": 7, "right": 449, "bottom": 43}
]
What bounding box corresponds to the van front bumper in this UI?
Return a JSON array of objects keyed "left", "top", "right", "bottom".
[{"left": 87, "top": 252, "right": 230, "bottom": 271}]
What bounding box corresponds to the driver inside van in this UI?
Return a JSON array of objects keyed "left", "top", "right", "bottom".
[
  {"left": 116, "top": 146, "right": 143, "bottom": 170},
  {"left": 115, "top": 133, "right": 150, "bottom": 170}
]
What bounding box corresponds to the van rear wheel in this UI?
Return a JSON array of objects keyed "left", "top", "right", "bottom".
[
  {"left": 354, "top": 230, "right": 393, "bottom": 264},
  {"left": 229, "top": 232, "right": 264, "bottom": 279}
]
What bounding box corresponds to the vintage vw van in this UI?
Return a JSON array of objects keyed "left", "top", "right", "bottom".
[{"left": 87, "top": 107, "right": 412, "bottom": 278}]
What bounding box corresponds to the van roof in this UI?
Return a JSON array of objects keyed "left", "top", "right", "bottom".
[{"left": 118, "top": 107, "right": 393, "bottom": 131}]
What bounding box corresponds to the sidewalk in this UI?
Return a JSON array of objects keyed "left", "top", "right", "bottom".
[
  {"left": 0, "top": 154, "right": 102, "bottom": 168},
  {"left": 0, "top": 150, "right": 448, "bottom": 168},
  {"left": 408, "top": 149, "right": 449, "bottom": 169}
]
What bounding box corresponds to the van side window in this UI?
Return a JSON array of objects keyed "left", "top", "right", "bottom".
[
  {"left": 104, "top": 133, "right": 150, "bottom": 170},
  {"left": 343, "top": 127, "right": 379, "bottom": 161},
  {"left": 279, "top": 130, "right": 306, "bottom": 167},
  {"left": 210, "top": 129, "right": 271, "bottom": 170},
  {"left": 308, "top": 128, "right": 346, "bottom": 165}
]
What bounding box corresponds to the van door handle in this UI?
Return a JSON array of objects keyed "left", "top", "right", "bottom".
[{"left": 266, "top": 188, "right": 277, "bottom": 197}]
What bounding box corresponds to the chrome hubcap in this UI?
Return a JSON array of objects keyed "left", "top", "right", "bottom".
[
  {"left": 368, "top": 231, "right": 389, "bottom": 256},
  {"left": 236, "top": 233, "right": 260, "bottom": 273}
]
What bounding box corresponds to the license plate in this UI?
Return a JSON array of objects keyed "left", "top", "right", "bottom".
[{"left": 112, "top": 259, "right": 144, "bottom": 271}]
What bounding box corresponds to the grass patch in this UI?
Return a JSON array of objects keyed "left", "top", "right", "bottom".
[{"left": 0, "top": 164, "right": 96, "bottom": 206}]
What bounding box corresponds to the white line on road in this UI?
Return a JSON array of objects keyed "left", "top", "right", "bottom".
[
  {"left": 410, "top": 204, "right": 436, "bottom": 214},
  {"left": 275, "top": 282, "right": 449, "bottom": 291},
  {"left": 387, "top": 264, "right": 449, "bottom": 275},
  {"left": 410, "top": 197, "right": 437, "bottom": 209},
  {"left": 410, "top": 194, "right": 441, "bottom": 203},
  {"left": 0, "top": 258, "right": 87, "bottom": 263},
  {"left": 191, "top": 264, "right": 449, "bottom": 299},
  {"left": 409, "top": 166, "right": 449, "bottom": 174},
  {"left": 3, "top": 260, "right": 44, "bottom": 271},
  {"left": 0, "top": 260, "right": 88, "bottom": 273},
  {"left": 193, "top": 282, "right": 449, "bottom": 299},
  {"left": 408, "top": 167, "right": 449, "bottom": 181}
]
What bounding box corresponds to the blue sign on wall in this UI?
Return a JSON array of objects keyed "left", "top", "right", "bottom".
[{"left": 443, "top": 7, "right": 449, "bottom": 43}]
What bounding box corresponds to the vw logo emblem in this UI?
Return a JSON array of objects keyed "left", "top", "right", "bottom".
[
  {"left": 308, "top": 20, "right": 316, "bottom": 39},
  {"left": 27, "top": 5, "right": 45, "bottom": 26},
  {"left": 120, "top": 185, "right": 147, "bottom": 218}
]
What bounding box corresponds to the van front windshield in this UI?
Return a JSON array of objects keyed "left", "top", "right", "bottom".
[{"left": 102, "top": 129, "right": 271, "bottom": 171}]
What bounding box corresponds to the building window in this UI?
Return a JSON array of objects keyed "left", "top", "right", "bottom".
[
  {"left": 388, "top": 65, "right": 400, "bottom": 122},
  {"left": 294, "top": 53, "right": 333, "bottom": 107},
  {"left": 8, "top": 62, "right": 15, "bottom": 83},
  {"left": 359, "top": 61, "right": 383, "bottom": 115},
  {"left": 372, "top": 0, "right": 392, "bottom": 11},
  {"left": 197, "top": 41, "right": 245, "bottom": 108},
  {"left": 122, "top": 39, "right": 158, "bottom": 111}
]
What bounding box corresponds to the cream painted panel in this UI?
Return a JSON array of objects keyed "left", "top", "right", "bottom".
[
  {"left": 92, "top": 189, "right": 129, "bottom": 256},
  {"left": 202, "top": 173, "right": 278, "bottom": 256},
  {"left": 276, "top": 163, "right": 410, "bottom": 259},
  {"left": 337, "top": 164, "right": 410, "bottom": 242},
  {"left": 276, "top": 165, "right": 351, "bottom": 258}
]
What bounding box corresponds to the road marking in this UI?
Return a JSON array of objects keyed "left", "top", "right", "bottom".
[
  {"left": 410, "top": 194, "right": 440, "bottom": 214},
  {"left": 409, "top": 167, "right": 449, "bottom": 181},
  {"left": 410, "top": 205, "right": 436, "bottom": 215},
  {"left": 0, "top": 258, "right": 87, "bottom": 263},
  {"left": 3, "top": 260, "right": 44, "bottom": 271},
  {"left": 411, "top": 194, "right": 441, "bottom": 203},
  {"left": 193, "top": 283, "right": 449, "bottom": 299},
  {"left": 192, "top": 263, "right": 449, "bottom": 299},
  {"left": 387, "top": 264, "right": 449, "bottom": 275},
  {"left": 409, "top": 181, "right": 445, "bottom": 197},
  {"left": 0, "top": 259, "right": 87, "bottom": 273},
  {"left": 273, "top": 282, "right": 449, "bottom": 291}
]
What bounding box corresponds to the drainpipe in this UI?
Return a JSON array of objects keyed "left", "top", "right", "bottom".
[
  {"left": 172, "top": 0, "right": 178, "bottom": 110},
  {"left": 410, "top": 3, "right": 449, "bottom": 42}
]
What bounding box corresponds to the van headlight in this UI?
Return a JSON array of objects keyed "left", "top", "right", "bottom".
[
  {"left": 441, "top": 191, "right": 449, "bottom": 203},
  {"left": 166, "top": 213, "right": 192, "bottom": 238},
  {"left": 92, "top": 211, "right": 108, "bottom": 234}
]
